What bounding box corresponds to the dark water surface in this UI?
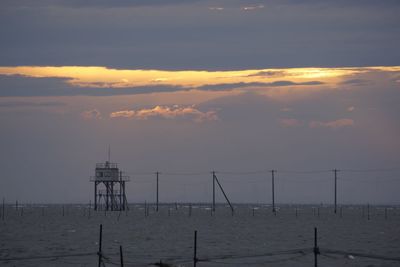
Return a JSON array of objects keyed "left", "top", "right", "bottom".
[{"left": 0, "top": 204, "right": 399, "bottom": 266}]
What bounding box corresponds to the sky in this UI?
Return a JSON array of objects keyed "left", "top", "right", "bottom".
[{"left": 0, "top": 0, "right": 400, "bottom": 204}]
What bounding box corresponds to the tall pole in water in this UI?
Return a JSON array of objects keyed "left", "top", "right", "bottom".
[
  {"left": 119, "top": 171, "right": 123, "bottom": 211},
  {"left": 94, "top": 182, "right": 98, "bottom": 210},
  {"left": 334, "top": 169, "right": 338, "bottom": 214},
  {"left": 156, "top": 171, "right": 159, "bottom": 212},
  {"left": 212, "top": 171, "right": 216, "bottom": 212},
  {"left": 271, "top": 170, "right": 276, "bottom": 213},
  {"left": 2, "top": 198, "right": 4, "bottom": 221},
  {"left": 193, "top": 230, "right": 198, "bottom": 267}
]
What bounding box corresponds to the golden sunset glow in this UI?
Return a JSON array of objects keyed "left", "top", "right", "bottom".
[
  {"left": 1, "top": 66, "right": 399, "bottom": 90},
  {"left": 2, "top": 0, "right": 400, "bottom": 209}
]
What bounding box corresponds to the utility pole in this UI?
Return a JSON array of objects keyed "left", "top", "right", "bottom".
[
  {"left": 271, "top": 170, "right": 276, "bottom": 213},
  {"left": 212, "top": 171, "right": 216, "bottom": 212},
  {"left": 333, "top": 169, "right": 338, "bottom": 214},
  {"left": 156, "top": 171, "right": 159, "bottom": 212}
]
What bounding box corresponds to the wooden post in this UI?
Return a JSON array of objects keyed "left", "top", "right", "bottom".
[
  {"left": 193, "top": 230, "right": 198, "bottom": 267},
  {"left": 98, "top": 224, "right": 103, "bottom": 267},
  {"left": 156, "top": 171, "right": 159, "bottom": 212},
  {"left": 119, "top": 172, "right": 123, "bottom": 211},
  {"left": 271, "top": 170, "right": 276, "bottom": 214},
  {"left": 94, "top": 182, "right": 98, "bottom": 211},
  {"left": 212, "top": 171, "right": 215, "bottom": 212},
  {"left": 313, "top": 227, "right": 319, "bottom": 267},
  {"left": 333, "top": 169, "right": 338, "bottom": 214},
  {"left": 119, "top": 245, "right": 124, "bottom": 267},
  {"left": 2, "top": 198, "right": 4, "bottom": 221}
]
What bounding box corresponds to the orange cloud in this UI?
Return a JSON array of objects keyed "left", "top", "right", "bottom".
[
  {"left": 110, "top": 105, "right": 218, "bottom": 122},
  {"left": 2, "top": 66, "right": 397, "bottom": 90},
  {"left": 309, "top": 119, "right": 354, "bottom": 129},
  {"left": 109, "top": 110, "right": 135, "bottom": 118},
  {"left": 81, "top": 109, "right": 101, "bottom": 120}
]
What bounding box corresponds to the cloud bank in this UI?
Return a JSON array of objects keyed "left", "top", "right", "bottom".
[
  {"left": 110, "top": 105, "right": 218, "bottom": 122},
  {"left": 0, "top": 65, "right": 399, "bottom": 97}
]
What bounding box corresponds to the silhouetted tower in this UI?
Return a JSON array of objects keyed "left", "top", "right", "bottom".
[{"left": 91, "top": 160, "right": 129, "bottom": 211}]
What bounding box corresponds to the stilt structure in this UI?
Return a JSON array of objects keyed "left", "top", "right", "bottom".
[{"left": 91, "top": 161, "right": 129, "bottom": 211}]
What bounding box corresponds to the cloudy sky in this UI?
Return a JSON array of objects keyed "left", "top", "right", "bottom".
[{"left": 1, "top": 0, "right": 399, "bottom": 204}]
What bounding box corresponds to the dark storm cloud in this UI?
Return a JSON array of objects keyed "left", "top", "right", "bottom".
[{"left": 1, "top": 0, "right": 399, "bottom": 69}]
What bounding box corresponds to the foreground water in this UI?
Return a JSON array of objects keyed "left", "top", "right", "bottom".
[{"left": 0, "top": 204, "right": 399, "bottom": 266}]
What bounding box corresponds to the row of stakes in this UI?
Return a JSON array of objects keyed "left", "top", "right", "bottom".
[
  {"left": 96, "top": 224, "right": 322, "bottom": 267},
  {"left": 1, "top": 198, "right": 395, "bottom": 221}
]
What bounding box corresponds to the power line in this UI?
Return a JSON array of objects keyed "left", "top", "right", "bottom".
[
  {"left": 217, "top": 169, "right": 270, "bottom": 175},
  {"left": 125, "top": 168, "right": 400, "bottom": 176},
  {"left": 125, "top": 172, "right": 154, "bottom": 176},
  {"left": 162, "top": 172, "right": 209, "bottom": 176},
  {"left": 278, "top": 170, "right": 331, "bottom": 174},
  {"left": 343, "top": 169, "right": 400, "bottom": 173}
]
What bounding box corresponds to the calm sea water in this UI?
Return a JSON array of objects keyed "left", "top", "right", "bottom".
[{"left": 0, "top": 204, "right": 399, "bottom": 266}]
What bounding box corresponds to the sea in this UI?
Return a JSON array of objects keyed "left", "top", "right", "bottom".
[{"left": 0, "top": 204, "right": 399, "bottom": 266}]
